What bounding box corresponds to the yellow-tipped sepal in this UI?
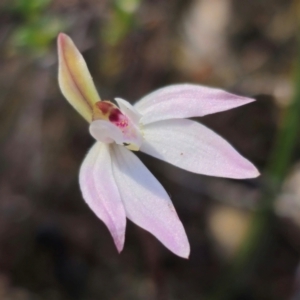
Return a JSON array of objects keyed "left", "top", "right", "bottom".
[{"left": 58, "top": 33, "right": 100, "bottom": 122}]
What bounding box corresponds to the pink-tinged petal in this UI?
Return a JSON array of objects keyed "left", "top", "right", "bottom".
[
  {"left": 140, "top": 119, "right": 259, "bottom": 179},
  {"left": 115, "top": 98, "right": 142, "bottom": 125},
  {"left": 79, "top": 142, "right": 126, "bottom": 252},
  {"left": 134, "top": 84, "right": 255, "bottom": 124},
  {"left": 58, "top": 33, "right": 100, "bottom": 122},
  {"left": 110, "top": 144, "right": 190, "bottom": 258},
  {"left": 89, "top": 120, "right": 124, "bottom": 144},
  {"left": 89, "top": 118, "right": 144, "bottom": 151}
]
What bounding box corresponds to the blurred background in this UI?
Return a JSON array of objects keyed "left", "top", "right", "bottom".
[{"left": 0, "top": 0, "right": 299, "bottom": 299}]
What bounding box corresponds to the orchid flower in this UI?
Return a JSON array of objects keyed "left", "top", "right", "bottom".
[{"left": 57, "top": 33, "right": 259, "bottom": 258}]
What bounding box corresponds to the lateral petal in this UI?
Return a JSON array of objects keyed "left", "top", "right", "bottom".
[
  {"left": 79, "top": 142, "right": 126, "bottom": 252},
  {"left": 140, "top": 119, "right": 259, "bottom": 179},
  {"left": 134, "top": 84, "right": 254, "bottom": 124},
  {"left": 58, "top": 33, "right": 100, "bottom": 122},
  {"left": 110, "top": 144, "right": 190, "bottom": 258}
]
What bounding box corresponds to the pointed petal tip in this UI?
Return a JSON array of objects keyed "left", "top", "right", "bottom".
[
  {"left": 242, "top": 96, "right": 256, "bottom": 104},
  {"left": 174, "top": 245, "right": 190, "bottom": 259},
  {"left": 115, "top": 239, "right": 124, "bottom": 254},
  {"left": 57, "top": 33, "right": 74, "bottom": 54},
  {"left": 57, "top": 32, "right": 69, "bottom": 46},
  {"left": 58, "top": 32, "right": 65, "bottom": 40},
  {"left": 180, "top": 251, "right": 190, "bottom": 259},
  {"left": 247, "top": 166, "right": 260, "bottom": 178},
  {"left": 168, "top": 238, "right": 190, "bottom": 259},
  {"left": 253, "top": 167, "right": 260, "bottom": 177},
  {"left": 239, "top": 158, "right": 260, "bottom": 179},
  {"left": 244, "top": 96, "right": 255, "bottom": 101},
  {"left": 238, "top": 164, "right": 260, "bottom": 179},
  {"left": 107, "top": 231, "right": 126, "bottom": 254}
]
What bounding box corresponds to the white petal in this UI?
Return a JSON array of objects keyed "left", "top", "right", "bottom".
[
  {"left": 140, "top": 119, "right": 259, "bottom": 179},
  {"left": 110, "top": 144, "right": 190, "bottom": 258},
  {"left": 79, "top": 142, "right": 126, "bottom": 252},
  {"left": 134, "top": 84, "right": 255, "bottom": 124},
  {"left": 115, "top": 98, "right": 142, "bottom": 125},
  {"left": 89, "top": 120, "right": 124, "bottom": 144}
]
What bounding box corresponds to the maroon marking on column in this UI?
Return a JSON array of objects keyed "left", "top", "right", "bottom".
[
  {"left": 96, "top": 101, "right": 114, "bottom": 114},
  {"left": 109, "top": 109, "right": 121, "bottom": 122}
]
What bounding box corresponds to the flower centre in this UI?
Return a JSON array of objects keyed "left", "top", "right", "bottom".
[
  {"left": 90, "top": 100, "right": 143, "bottom": 151},
  {"left": 109, "top": 109, "right": 129, "bottom": 128}
]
